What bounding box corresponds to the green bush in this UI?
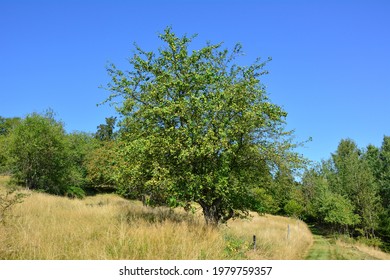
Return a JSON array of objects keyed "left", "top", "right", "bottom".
[
  {"left": 223, "top": 234, "right": 249, "bottom": 259},
  {"left": 65, "top": 186, "right": 86, "bottom": 199},
  {"left": 284, "top": 199, "right": 304, "bottom": 218},
  {"left": 357, "top": 236, "right": 383, "bottom": 248}
]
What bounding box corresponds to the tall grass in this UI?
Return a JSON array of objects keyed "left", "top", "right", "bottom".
[
  {"left": 1, "top": 178, "right": 314, "bottom": 260},
  {"left": 1, "top": 192, "right": 225, "bottom": 259},
  {"left": 227, "top": 214, "right": 313, "bottom": 259}
]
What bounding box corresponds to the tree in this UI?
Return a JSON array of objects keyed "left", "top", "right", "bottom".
[
  {"left": 0, "top": 135, "right": 10, "bottom": 174},
  {"left": 86, "top": 140, "right": 119, "bottom": 191},
  {"left": 95, "top": 117, "right": 117, "bottom": 142},
  {"left": 0, "top": 116, "right": 21, "bottom": 136},
  {"left": 376, "top": 136, "right": 390, "bottom": 238},
  {"left": 378, "top": 137, "right": 390, "bottom": 210},
  {"left": 7, "top": 112, "right": 69, "bottom": 194},
  {"left": 331, "top": 139, "right": 381, "bottom": 237},
  {"left": 0, "top": 117, "right": 21, "bottom": 174},
  {"left": 103, "top": 28, "right": 303, "bottom": 225},
  {"left": 270, "top": 167, "right": 296, "bottom": 214},
  {"left": 301, "top": 165, "right": 359, "bottom": 232},
  {"left": 318, "top": 190, "right": 360, "bottom": 232},
  {"left": 66, "top": 131, "right": 98, "bottom": 194}
]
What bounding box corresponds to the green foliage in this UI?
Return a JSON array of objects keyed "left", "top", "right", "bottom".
[
  {"left": 103, "top": 27, "right": 303, "bottom": 225},
  {"left": 332, "top": 139, "right": 381, "bottom": 236},
  {"left": 95, "top": 117, "right": 117, "bottom": 142},
  {"left": 65, "top": 186, "right": 86, "bottom": 199},
  {"left": 0, "top": 117, "right": 21, "bottom": 174},
  {"left": 7, "top": 112, "right": 70, "bottom": 194},
  {"left": 250, "top": 188, "right": 279, "bottom": 214},
  {"left": 284, "top": 199, "right": 304, "bottom": 218},
  {"left": 302, "top": 168, "right": 359, "bottom": 230},
  {"left": 223, "top": 234, "right": 249, "bottom": 259},
  {"left": 66, "top": 132, "right": 98, "bottom": 189},
  {"left": 269, "top": 168, "right": 296, "bottom": 214},
  {"left": 376, "top": 137, "right": 390, "bottom": 238},
  {"left": 356, "top": 236, "right": 383, "bottom": 248},
  {"left": 0, "top": 136, "right": 10, "bottom": 174},
  {"left": 1, "top": 114, "right": 98, "bottom": 196},
  {"left": 318, "top": 191, "right": 360, "bottom": 228},
  {"left": 0, "top": 116, "right": 21, "bottom": 136},
  {"left": 85, "top": 141, "right": 119, "bottom": 190},
  {"left": 302, "top": 139, "right": 383, "bottom": 238}
]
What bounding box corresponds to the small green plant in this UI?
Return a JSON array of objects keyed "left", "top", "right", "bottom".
[
  {"left": 65, "top": 186, "right": 86, "bottom": 199},
  {"left": 223, "top": 234, "right": 249, "bottom": 259}
]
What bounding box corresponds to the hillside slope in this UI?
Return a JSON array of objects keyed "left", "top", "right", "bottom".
[{"left": 1, "top": 176, "right": 313, "bottom": 260}]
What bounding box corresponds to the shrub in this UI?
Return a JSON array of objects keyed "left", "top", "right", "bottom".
[{"left": 65, "top": 186, "right": 86, "bottom": 199}]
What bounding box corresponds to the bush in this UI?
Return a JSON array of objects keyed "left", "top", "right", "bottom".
[
  {"left": 7, "top": 112, "right": 69, "bottom": 194},
  {"left": 284, "top": 199, "right": 304, "bottom": 218},
  {"left": 65, "top": 186, "right": 86, "bottom": 199},
  {"left": 357, "top": 236, "right": 383, "bottom": 248}
]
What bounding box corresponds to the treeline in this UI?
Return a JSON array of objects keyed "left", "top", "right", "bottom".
[
  {"left": 0, "top": 113, "right": 116, "bottom": 198},
  {"left": 297, "top": 138, "right": 390, "bottom": 247},
  {"left": 0, "top": 112, "right": 299, "bottom": 213},
  {"left": 1, "top": 115, "right": 390, "bottom": 248}
]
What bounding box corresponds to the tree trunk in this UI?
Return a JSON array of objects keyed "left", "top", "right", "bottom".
[
  {"left": 199, "top": 201, "right": 219, "bottom": 226},
  {"left": 198, "top": 199, "right": 234, "bottom": 226}
]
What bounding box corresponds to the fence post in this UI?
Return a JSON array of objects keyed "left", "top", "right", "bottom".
[
  {"left": 287, "top": 224, "right": 290, "bottom": 241},
  {"left": 253, "top": 235, "right": 256, "bottom": 250}
]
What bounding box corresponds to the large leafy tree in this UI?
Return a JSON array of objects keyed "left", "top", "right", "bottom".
[
  {"left": 7, "top": 112, "right": 69, "bottom": 194},
  {"left": 302, "top": 162, "right": 360, "bottom": 233},
  {"left": 104, "top": 28, "right": 302, "bottom": 225},
  {"left": 95, "top": 117, "right": 117, "bottom": 142},
  {"left": 332, "top": 139, "right": 381, "bottom": 237}
]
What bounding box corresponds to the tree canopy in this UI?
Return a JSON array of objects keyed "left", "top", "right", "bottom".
[
  {"left": 103, "top": 27, "right": 303, "bottom": 225},
  {"left": 7, "top": 112, "right": 69, "bottom": 194}
]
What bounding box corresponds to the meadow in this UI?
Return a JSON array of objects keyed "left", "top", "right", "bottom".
[
  {"left": 2, "top": 175, "right": 389, "bottom": 260},
  {"left": 0, "top": 176, "right": 312, "bottom": 260}
]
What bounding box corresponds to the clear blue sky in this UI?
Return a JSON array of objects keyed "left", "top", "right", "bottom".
[{"left": 1, "top": 0, "right": 389, "bottom": 164}]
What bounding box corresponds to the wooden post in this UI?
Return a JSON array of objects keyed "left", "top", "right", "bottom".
[
  {"left": 253, "top": 235, "right": 256, "bottom": 250},
  {"left": 287, "top": 224, "right": 290, "bottom": 240}
]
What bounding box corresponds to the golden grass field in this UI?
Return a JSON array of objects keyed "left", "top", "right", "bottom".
[
  {"left": 0, "top": 175, "right": 314, "bottom": 260},
  {"left": 2, "top": 175, "right": 390, "bottom": 260}
]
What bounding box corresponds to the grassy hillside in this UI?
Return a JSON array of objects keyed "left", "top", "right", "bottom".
[
  {"left": 3, "top": 175, "right": 389, "bottom": 260},
  {"left": 0, "top": 176, "right": 313, "bottom": 260}
]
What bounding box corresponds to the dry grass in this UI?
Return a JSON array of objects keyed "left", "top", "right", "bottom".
[
  {"left": 226, "top": 214, "right": 313, "bottom": 259},
  {"left": 1, "top": 192, "right": 224, "bottom": 259},
  {"left": 332, "top": 239, "right": 390, "bottom": 260},
  {"left": 353, "top": 243, "right": 390, "bottom": 260},
  {"left": 1, "top": 176, "right": 313, "bottom": 260}
]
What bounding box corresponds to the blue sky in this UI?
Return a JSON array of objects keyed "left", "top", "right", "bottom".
[{"left": 1, "top": 0, "right": 389, "bottom": 164}]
